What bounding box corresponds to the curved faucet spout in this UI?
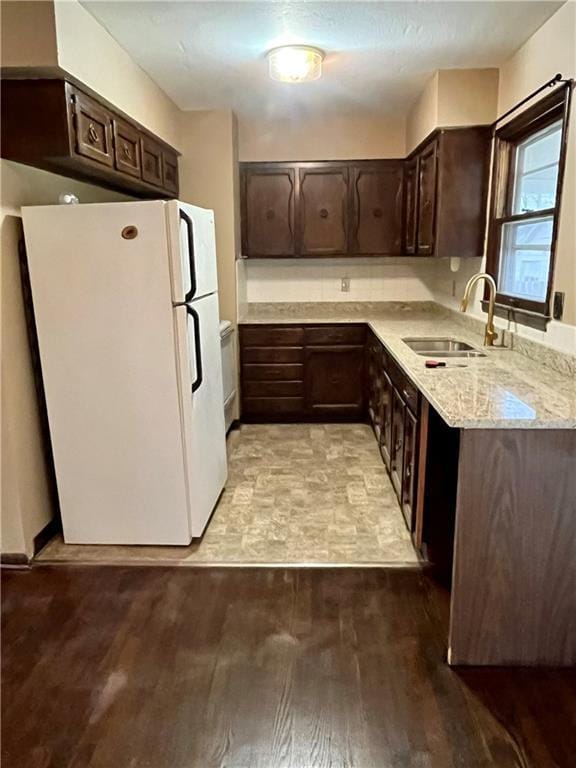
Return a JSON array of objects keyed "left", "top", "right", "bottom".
[{"left": 460, "top": 272, "right": 498, "bottom": 347}]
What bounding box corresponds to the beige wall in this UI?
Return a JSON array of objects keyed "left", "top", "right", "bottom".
[
  {"left": 0, "top": 0, "right": 58, "bottom": 69},
  {"left": 406, "top": 73, "right": 439, "bottom": 153},
  {"left": 1, "top": 161, "right": 129, "bottom": 557},
  {"left": 406, "top": 69, "right": 498, "bottom": 153},
  {"left": 498, "top": 1, "right": 575, "bottom": 327},
  {"left": 178, "top": 110, "right": 241, "bottom": 418},
  {"left": 239, "top": 113, "right": 406, "bottom": 161},
  {"left": 52, "top": 0, "right": 181, "bottom": 148}
]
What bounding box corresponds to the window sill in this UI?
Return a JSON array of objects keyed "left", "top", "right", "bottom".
[{"left": 481, "top": 300, "right": 551, "bottom": 332}]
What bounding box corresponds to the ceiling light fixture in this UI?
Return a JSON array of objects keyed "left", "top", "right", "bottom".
[{"left": 267, "top": 45, "right": 324, "bottom": 83}]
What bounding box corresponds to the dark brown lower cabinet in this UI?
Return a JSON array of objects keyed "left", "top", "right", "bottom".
[
  {"left": 305, "top": 346, "right": 364, "bottom": 419},
  {"left": 240, "top": 324, "right": 365, "bottom": 421},
  {"left": 379, "top": 370, "right": 393, "bottom": 469}
]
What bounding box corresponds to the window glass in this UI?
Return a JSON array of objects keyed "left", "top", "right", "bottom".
[
  {"left": 512, "top": 120, "right": 562, "bottom": 214},
  {"left": 498, "top": 217, "right": 553, "bottom": 302}
]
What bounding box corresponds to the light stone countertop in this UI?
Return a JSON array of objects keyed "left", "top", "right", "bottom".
[{"left": 238, "top": 302, "right": 576, "bottom": 430}]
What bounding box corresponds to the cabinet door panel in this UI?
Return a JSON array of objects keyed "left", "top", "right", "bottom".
[
  {"left": 305, "top": 346, "right": 364, "bottom": 418},
  {"left": 299, "top": 167, "right": 349, "bottom": 256},
  {"left": 403, "top": 159, "right": 418, "bottom": 255},
  {"left": 71, "top": 89, "right": 114, "bottom": 167},
  {"left": 352, "top": 164, "right": 403, "bottom": 255},
  {"left": 113, "top": 118, "right": 141, "bottom": 178},
  {"left": 402, "top": 408, "right": 418, "bottom": 531},
  {"left": 162, "top": 149, "right": 179, "bottom": 195},
  {"left": 141, "top": 135, "right": 163, "bottom": 187},
  {"left": 417, "top": 142, "right": 437, "bottom": 255},
  {"left": 242, "top": 168, "right": 296, "bottom": 256},
  {"left": 390, "top": 388, "right": 405, "bottom": 500},
  {"left": 379, "top": 370, "right": 393, "bottom": 470}
]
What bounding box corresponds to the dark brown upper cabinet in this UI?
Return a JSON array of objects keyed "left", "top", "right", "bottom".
[
  {"left": 1, "top": 78, "right": 180, "bottom": 198},
  {"left": 298, "top": 166, "right": 349, "bottom": 256},
  {"left": 240, "top": 126, "right": 490, "bottom": 259},
  {"left": 351, "top": 162, "right": 403, "bottom": 255},
  {"left": 405, "top": 126, "right": 491, "bottom": 259},
  {"left": 416, "top": 141, "right": 438, "bottom": 255},
  {"left": 241, "top": 167, "right": 296, "bottom": 257}
]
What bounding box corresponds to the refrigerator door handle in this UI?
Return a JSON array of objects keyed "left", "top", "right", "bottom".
[
  {"left": 180, "top": 209, "right": 197, "bottom": 302},
  {"left": 186, "top": 304, "right": 203, "bottom": 393}
]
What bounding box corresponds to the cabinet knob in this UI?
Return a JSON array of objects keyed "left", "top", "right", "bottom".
[
  {"left": 87, "top": 123, "right": 99, "bottom": 144},
  {"left": 123, "top": 142, "right": 132, "bottom": 160},
  {"left": 373, "top": 208, "right": 383, "bottom": 219},
  {"left": 266, "top": 209, "right": 275, "bottom": 221},
  {"left": 319, "top": 208, "right": 329, "bottom": 219}
]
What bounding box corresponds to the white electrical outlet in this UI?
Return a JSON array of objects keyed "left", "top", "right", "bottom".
[{"left": 341, "top": 277, "right": 350, "bottom": 293}]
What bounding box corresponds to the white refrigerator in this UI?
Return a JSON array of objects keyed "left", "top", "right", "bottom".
[{"left": 22, "top": 200, "right": 228, "bottom": 545}]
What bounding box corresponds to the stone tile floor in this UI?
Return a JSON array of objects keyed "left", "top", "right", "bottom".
[{"left": 36, "top": 424, "right": 420, "bottom": 566}]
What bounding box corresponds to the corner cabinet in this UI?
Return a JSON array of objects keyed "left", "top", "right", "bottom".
[
  {"left": 240, "top": 126, "right": 490, "bottom": 259},
  {"left": 240, "top": 160, "right": 404, "bottom": 258},
  {"left": 404, "top": 126, "right": 491, "bottom": 259},
  {"left": 1, "top": 79, "right": 180, "bottom": 198}
]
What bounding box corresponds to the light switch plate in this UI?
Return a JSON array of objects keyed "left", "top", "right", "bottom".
[{"left": 341, "top": 277, "right": 350, "bottom": 293}]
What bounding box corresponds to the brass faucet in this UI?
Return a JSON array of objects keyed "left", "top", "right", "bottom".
[{"left": 460, "top": 272, "right": 498, "bottom": 347}]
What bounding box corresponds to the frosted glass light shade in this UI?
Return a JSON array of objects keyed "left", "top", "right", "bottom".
[{"left": 267, "top": 45, "right": 324, "bottom": 83}]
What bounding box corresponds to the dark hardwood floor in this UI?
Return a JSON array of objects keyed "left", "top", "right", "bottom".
[{"left": 2, "top": 566, "right": 575, "bottom": 768}]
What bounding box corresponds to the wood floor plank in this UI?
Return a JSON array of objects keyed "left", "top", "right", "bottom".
[{"left": 2, "top": 566, "right": 575, "bottom": 768}]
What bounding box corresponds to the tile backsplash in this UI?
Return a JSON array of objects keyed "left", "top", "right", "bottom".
[{"left": 241, "top": 257, "right": 438, "bottom": 303}]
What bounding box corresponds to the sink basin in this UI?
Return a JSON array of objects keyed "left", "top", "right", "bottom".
[{"left": 402, "top": 337, "right": 486, "bottom": 358}]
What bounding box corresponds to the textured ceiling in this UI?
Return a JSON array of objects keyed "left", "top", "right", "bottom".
[{"left": 81, "top": 1, "right": 562, "bottom": 118}]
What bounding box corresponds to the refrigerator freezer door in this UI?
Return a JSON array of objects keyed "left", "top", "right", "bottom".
[
  {"left": 174, "top": 293, "right": 227, "bottom": 536},
  {"left": 22, "top": 202, "right": 193, "bottom": 545},
  {"left": 166, "top": 201, "right": 218, "bottom": 303}
]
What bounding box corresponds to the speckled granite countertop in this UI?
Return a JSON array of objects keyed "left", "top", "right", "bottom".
[{"left": 238, "top": 302, "right": 576, "bottom": 430}]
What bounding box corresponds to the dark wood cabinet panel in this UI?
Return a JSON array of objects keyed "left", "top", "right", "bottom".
[
  {"left": 379, "top": 370, "right": 393, "bottom": 470},
  {"left": 243, "top": 397, "right": 304, "bottom": 418},
  {"left": 242, "top": 168, "right": 296, "bottom": 257},
  {"left": 390, "top": 387, "right": 406, "bottom": 499},
  {"left": 113, "top": 118, "right": 141, "bottom": 178},
  {"left": 304, "top": 325, "right": 365, "bottom": 346},
  {"left": 162, "top": 150, "right": 179, "bottom": 195},
  {"left": 416, "top": 141, "right": 437, "bottom": 255},
  {"left": 240, "top": 326, "right": 304, "bottom": 346},
  {"left": 305, "top": 345, "right": 364, "bottom": 418},
  {"left": 243, "top": 363, "right": 304, "bottom": 381},
  {"left": 243, "top": 381, "right": 303, "bottom": 398},
  {"left": 402, "top": 408, "right": 418, "bottom": 531},
  {"left": 299, "top": 167, "right": 349, "bottom": 256},
  {"left": 1, "top": 78, "right": 179, "bottom": 198},
  {"left": 403, "top": 159, "right": 418, "bottom": 255},
  {"left": 242, "top": 347, "right": 303, "bottom": 364},
  {"left": 352, "top": 163, "right": 403, "bottom": 254},
  {"left": 70, "top": 88, "right": 114, "bottom": 168},
  {"left": 141, "top": 134, "right": 163, "bottom": 187}
]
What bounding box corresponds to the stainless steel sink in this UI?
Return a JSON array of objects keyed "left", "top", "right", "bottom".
[{"left": 402, "top": 337, "right": 486, "bottom": 358}]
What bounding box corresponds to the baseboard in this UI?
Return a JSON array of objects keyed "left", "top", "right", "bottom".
[
  {"left": 33, "top": 517, "right": 62, "bottom": 556},
  {"left": 1, "top": 553, "right": 30, "bottom": 568},
  {"left": 226, "top": 419, "right": 241, "bottom": 434}
]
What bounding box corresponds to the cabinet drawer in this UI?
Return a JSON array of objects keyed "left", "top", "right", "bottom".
[
  {"left": 304, "top": 325, "right": 365, "bottom": 346},
  {"left": 243, "top": 363, "right": 303, "bottom": 381},
  {"left": 113, "top": 118, "right": 141, "bottom": 178},
  {"left": 243, "top": 397, "right": 304, "bottom": 417},
  {"left": 70, "top": 88, "right": 114, "bottom": 167},
  {"left": 240, "top": 326, "right": 304, "bottom": 346},
  {"left": 243, "top": 381, "right": 303, "bottom": 398},
  {"left": 242, "top": 347, "right": 303, "bottom": 364},
  {"left": 141, "top": 135, "right": 163, "bottom": 186}
]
